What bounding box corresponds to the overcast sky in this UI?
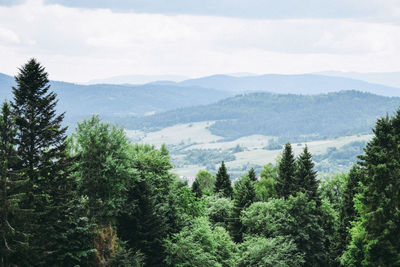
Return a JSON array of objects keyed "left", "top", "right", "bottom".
[{"left": 0, "top": 0, "right": 400, "bottom": 83}]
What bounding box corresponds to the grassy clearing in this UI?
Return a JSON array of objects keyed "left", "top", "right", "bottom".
[{"left": 126, "top": 122, "right": 372, "bottom": 178}]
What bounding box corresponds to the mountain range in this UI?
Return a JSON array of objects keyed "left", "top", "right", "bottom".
[
  {"left": 175, "top": 74, "right": 400, "bottom": 96},
  {"left": 2, "top": 72, "right": 400, "bottom": 134}
]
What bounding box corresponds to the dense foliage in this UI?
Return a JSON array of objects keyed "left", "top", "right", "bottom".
[
  {"left": 1, "top": 60, "right": 400, "bottom": 266},
  {"left": 126, "top": 91, "right": 400, "bottom": 140}
]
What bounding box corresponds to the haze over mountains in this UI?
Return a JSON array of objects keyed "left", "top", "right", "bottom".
[
  {"left": 0, "top": 73, "right": 230, "bottom": 127},
  {"left": 175, "top": 73, "right": 400, "bottom": 96},
  {"left": 316, "top": 71, "right": 400, "bottom": 89},
  {"left": 2, "top": 71, "right": 400, "bottom": 134}
]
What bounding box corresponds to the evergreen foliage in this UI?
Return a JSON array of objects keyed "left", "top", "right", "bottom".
[
  {"left": 11, "top": 59, "right": 79, "bottom": 264},
  {"left": 241, "top": 195, "right": 328, "bottom": 266},
  {"left": 336, "top": 166, "right": 363, "bottom": 259},
  {"left": 276, "top": 143, "right": 297, "bottom": 199},
  {"left": 343, "top": 111, "right": 400, "bottom": 266},
  {"left": 191, "top": 179, "right": 202, "bottom": 198},
  {"left": 214, "top": 161, "right": 233, "bottom": 198},
  {"left": 117, "top": 144, "right": 176, "bottom": 266},
  {"left": 0, "top": 102, "right": 29, "bottom": 266},
  {"left": 230, "top": 175, "right": 256, "bottom": 242},
  {"left": 296, "top": 146, "right": 320, "bottom": 203},
  {"left": 3, "top": 60, "right": 400, "bottom": 266},
  {"left": 247, "top": 167, "right": 257, "bottom": 182}
]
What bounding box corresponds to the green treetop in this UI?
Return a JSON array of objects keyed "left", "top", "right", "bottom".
[
  {"left": 214, "top": 161, "right": 233, "bottom": 198},
  {"left": 276, "top": 143, "right": 297, "bottom": 199}
]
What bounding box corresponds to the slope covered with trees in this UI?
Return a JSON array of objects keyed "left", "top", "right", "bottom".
[
  {"left": 2, "top": 60, "right": 400, "bottom": 266},
  {"left": 126, "top": 91, "right": 400, "bottom": 140}
]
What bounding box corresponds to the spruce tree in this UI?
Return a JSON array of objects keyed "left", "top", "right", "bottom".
[
  {"left": 276, "top": 143, "right": 296, "bottom": 199},
  {"left": 0, "top": 102, "right": 29, "bottom": 266},
  {"left": 248, "top": 167, "right": 257, "bottom": 182},
  {"left": 214, "top": 161, "right": 233, "bottom": 198},
  {"left": 295, "top": 146, "right": 320, "bottom": 203},
  {"left": 230, "top": 175, "right": 256, "bottom": 242},
  {"left": 11, "top": 59, "right": 75, "bottom": 264},
  {"left": 343, "top": 112, "right": 400, "bottom": 266},
  {"left": 191, "top": 179, "right": 202, "bottom": 198},
  {"left": 335, "top": 165, "right": 363, "bottom": 261}
]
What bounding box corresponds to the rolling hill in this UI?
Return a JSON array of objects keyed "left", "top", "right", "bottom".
[{"left": 125, "top": 91, "right": 400, "bottom": 141}]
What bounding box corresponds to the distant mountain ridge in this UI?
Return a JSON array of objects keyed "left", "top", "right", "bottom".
[
  {"left": 177, "top": 73, "right": 400, "bottom": 96},
  {"left": 315, "top": 71, "right": 400, "bottom": 89},
  {"left": 0, "top": 73, "right": 231, "bottom": 128},
  {"left": 2, "top": 71, "right": 400, "bottom": 134},
  {"left": 125, "top": 90, "right": 400, "bottom": 140}
]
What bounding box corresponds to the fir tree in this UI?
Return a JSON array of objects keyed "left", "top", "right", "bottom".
[
  {"left": 214, "top": 161, "right": 233, "bottom": 198},
  {"left": 0, "top": 102, "right": 29, "bottom": 266},
  {"left": 296, "top": 146, "right": 320, "bottom": 203},
  {"left": 230, "top": 175, "right": 256, "bottom": 242},
  {"left": 248, "top": 167, "right": 257, "bottom": 182},
  {"left": 11, "top": 59, "right": 75, "bottom": 264},
  {"left": 343, "top": 112, "right": 400, "bottom": 266},
  {"left": 276, "top": 143, "right": 296, "bottom": 199},
  {"left": 191, "top": 179, "right": 202, "bottom": 198},
  {"left": 334, "top": 165, "right": 363, "bottom": 261}
]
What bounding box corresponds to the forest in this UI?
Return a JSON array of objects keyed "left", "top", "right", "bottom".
[
  {"left": 125, "top": 91, "right": 400, "bottom": 141},
  {"left": 1, "top": 59, "right": 400, "bottom": 266}
]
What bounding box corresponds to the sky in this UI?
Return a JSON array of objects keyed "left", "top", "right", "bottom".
[{"left": 0, "top": 0, "right": 400, "bottom": 83}]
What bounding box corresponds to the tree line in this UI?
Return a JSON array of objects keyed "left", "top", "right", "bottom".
[{"left": 0, "top": 59, "right": 399, "bottom": 266}]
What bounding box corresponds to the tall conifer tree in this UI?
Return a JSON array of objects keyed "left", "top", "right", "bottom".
[
  {"left": 230, "top": 175, "right": 256, "bottom": 242},
  {"left": 0, "top": 102, "right": 29, "bottom": 266},
  {"left": 214, "top": 161, "right": 233, "bottom": 198},
  {"left": 296, "top": 146, "right": 320, "bottom": 203},
  {"left": 248, "top": 167, "right": 257, "bottom": 182},
  {"left": 276, "top": 143, "right": 296, "bottom": 199},
  {"left": 343, "top": 112, "right": 400, "bottom": 266},
  {"left": 11, "top": 59, "right": 74, "bottom": 264}
]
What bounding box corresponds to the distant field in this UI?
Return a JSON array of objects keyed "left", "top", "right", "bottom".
[{"left": 126, "top": 121, "right": 372, "bottom": 178}]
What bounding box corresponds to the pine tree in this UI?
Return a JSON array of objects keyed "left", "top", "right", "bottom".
[
  {"left": 214, "top": 161, "right": 233, "bottom": 198},
  {"left": 11, "top": 59, "right": 75, "bottom": 264},
  {"left": 342, "top": 112, "right": 400, "bottom": 266},
  {"left": 295, "top": 146, "right": 320, "bottom": 203},
  {"left": 276, "top": 143, "right": 297, "bottom": 199},
  {"left": 334, "top": 165, "right": 363, "bottom": 261},
  {"left": 230, "top": 175, "right": 256, "bottom": 242},
  {"left": 0, "top": 102, "right": 29, "bottom": 266},
  {"left": 248, "top": 167, "right": 257, "bottom": 182},
  {"left": 191, "top": 179, "right": 202, "bottom": 198}
]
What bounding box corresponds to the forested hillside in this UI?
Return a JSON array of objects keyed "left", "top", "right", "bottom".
[
  {"left": 2, "top": 59, "right": 400, "bottom": 266},
  {"left": 126, "top": 91, "right": 400, "bottom": 140}
]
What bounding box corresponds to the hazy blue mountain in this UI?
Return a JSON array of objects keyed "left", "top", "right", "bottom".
[
  {"left": 316, "top": 71, "right": 400, "bottom": 89},
  {"left": 125, "top": 91, "right": 400, "bottom": 140},
  {"left": 88, "top": 74, "right": 189, "bottom": 85},
  {"left": 0, "top": 73, "right": 230, "bottom": 128},
  {"left": 178, "top": 74, "right": 400, "bottom": 96}
]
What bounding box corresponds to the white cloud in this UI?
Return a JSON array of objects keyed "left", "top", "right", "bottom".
[
  {"left": 0, "top": 26, "right": 20, "bottom": 44},
  {"left": 0, "top": 0, "right": 400, "bottom": 83}
]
